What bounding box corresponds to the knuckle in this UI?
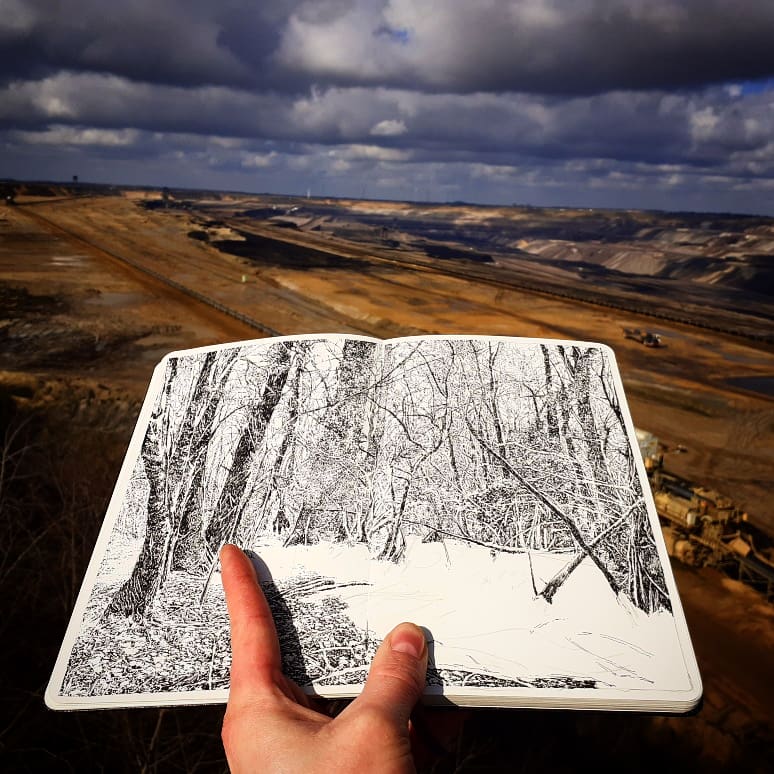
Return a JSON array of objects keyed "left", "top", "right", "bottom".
[
  {"left": 377, "top": 654, "right": 425, "bottom": 693},
  {"left": 369, "top": 664, "right": 425, "bottom": 703}
]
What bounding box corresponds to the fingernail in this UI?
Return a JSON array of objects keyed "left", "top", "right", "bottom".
[{"left": 390, "top": 623, "right": 426, "bottom": 659}]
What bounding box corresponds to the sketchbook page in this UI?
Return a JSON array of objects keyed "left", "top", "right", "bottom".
[
  {"left": 46, "top": 334, "right": 381, "bottom": 709},
  {"left": 364, "top": 336, "right": 701, "bottom": 709}
]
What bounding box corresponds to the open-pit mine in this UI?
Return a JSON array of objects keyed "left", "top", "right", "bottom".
[{"left": 2, "top": 183, "right": 773, "bottom": 769}]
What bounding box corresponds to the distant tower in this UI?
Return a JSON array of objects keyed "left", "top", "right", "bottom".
[
  {"left": 307, "top": 187, "right": 311, "bottom": 199},
  {"left": 72, "top": 175, "right": 78, "bottom": 184}
]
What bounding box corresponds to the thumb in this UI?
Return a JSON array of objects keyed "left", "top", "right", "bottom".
[{"left": 354, "top": 622, "right": 428, "bottom": 727}]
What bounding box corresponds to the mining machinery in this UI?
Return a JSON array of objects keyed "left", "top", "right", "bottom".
[{"left": 637, "top": 430, "right": 774, "bottom": 599}]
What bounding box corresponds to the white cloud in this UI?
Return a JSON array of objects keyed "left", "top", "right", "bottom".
[
  {"left": 469, "top": 163, "right": 520, "bottom": 182},
  {"left": 370, "top": 118, "right": 407, "bottom": 136},
  {"left": 0, "top": 0, "right": 38, "bottom": 33},
  {"left": 15, "top": 125, "right": 139, "bottom": 146},
  {"left": 330, "top": 144, "right": 411, "bottom": 162},
  {"left": 241, "top": 151, "right": 277, "bottom": 168},
  {"left": 210, "top": 136, "right": 247, "bottom": 149},
  {"left": 276, "top": 3, "right": 411, "bottom": 82},
  {"left": 690, "top": 106, "right": 720, "bottom": 141}
]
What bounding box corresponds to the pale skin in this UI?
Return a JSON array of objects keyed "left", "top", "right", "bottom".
[{"left": 220, "top": 543, "right": 429, "bottom": 773}]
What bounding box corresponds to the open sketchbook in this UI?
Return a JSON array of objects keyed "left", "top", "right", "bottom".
[{"left": 47, "top": 335, "right": 701, "bottom": 711}]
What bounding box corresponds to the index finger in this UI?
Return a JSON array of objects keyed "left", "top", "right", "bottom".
[{"left": 220, "top": 544, "right": 283, "bottom": 699}]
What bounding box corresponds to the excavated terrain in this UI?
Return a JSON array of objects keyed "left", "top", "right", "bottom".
[{"left": 1, "top": 188, "right": 773, "bottom": 772}]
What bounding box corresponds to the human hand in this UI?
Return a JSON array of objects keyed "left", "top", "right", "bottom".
[{"left": 219, "top": 543, "right": 429, "bottom": 773}]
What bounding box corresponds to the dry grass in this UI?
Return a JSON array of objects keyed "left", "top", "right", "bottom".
[{"left": 0, "top": 384, "right": 228, "bottom": 773}]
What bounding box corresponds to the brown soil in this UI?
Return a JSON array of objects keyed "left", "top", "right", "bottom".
[{"left": 0, "top": 202, "right": 258, "bottom": 392}]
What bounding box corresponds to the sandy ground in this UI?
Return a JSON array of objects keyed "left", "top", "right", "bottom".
[
  {"left": 0, "top": 202, "right": 257, "bottom": 390},
  {"left": 669, "top": 563, "right": 774, "bottom": 763}
]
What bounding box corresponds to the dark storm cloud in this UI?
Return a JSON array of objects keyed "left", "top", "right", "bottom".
[
  {"left": 1, "top": 1, "right": 774, "bottom": 213},
  {"left": 3, "top": 1, "right": 774, "bottom": 95},
  {"left": 0, "top": 0, "right": 252, "bottom": 88},
  {"left": 5, "top": 76, "right": 771, "bottom": 172}
]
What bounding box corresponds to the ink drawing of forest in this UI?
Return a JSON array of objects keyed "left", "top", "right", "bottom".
[
  {"left": 365, "top": 339, "right": 689, "bottom": 695},
  {"left": 55, "top": 335, "right": 694, "bottom": 705}
]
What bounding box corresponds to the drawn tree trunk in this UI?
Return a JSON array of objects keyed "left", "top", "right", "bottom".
[
  {"left": 337, "top": 339, "right": 374, "bottom": 412},
  {"left": 527, "top": 348, "right": 669, "bottom": 612},
  {"left": 541, "top": 344, "right": 560, "bottom": 443},
  {"left": 540, "top": 504, "right": 636, "bottom": 603},
  {"left": 486, "top": 343, "right": 509, "bottom": 475},
  {"left": 571, "top": 348, "right": 611, "bottom": 486},
  {"left": 105, "top": 362, "right": 177, "bottom": 619},
  {"left": 369, "top": 467, "right": 409, "bottom": 562},
  {"left": 532, "top": 349, "right": 620, "bottom": 601},
  {"left": 258, "top": 347, "right": 307, "bottom": 542},
  {"left": 336, "top": 339, "right": 381, "bottom": 542},
  {"left": 105, "top": 351, "right": 242, "bottom": 617},
  {"left": 550, "top": 350, "right": 601, "bottom": 541},
  {"left": 169, "top": 350, "right": 239, "bottom": 572},
  {"left": 598, "top": 354, "right": 627, "bottom": 440},
  {"left": 204, "top": 343, "right": 294, "bottom": 553},
  {"left": 574, "top": 348, "right": 668, "bottom": 610},
  {"left": 310, "top": 339, "right": 380, "bottom": 545},
  {"left": 364, "top": 367, "right": 415, "bottom": 563},
  {"left": 466, "top": 342, "right": 494, "bottom": 486},
  {"left": 626, "top": 507, "right": 672, "bottom": 613},
  {"left": 596, "top": 353, "right": 640, "bottom": 493},
  {"left": 367, "top": 403, "right": 446, "bottom": 562}
]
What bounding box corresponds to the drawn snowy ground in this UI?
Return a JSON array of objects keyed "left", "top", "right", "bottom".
[
  {"left": 61, "top": 531, "right": 378, "bottom": 696},
  {"left": 61, "top": 532, "right": 689, "bottom": 698},
  {"left": 368, "top": 537, "right": 690, "bottom": 691},
  {"left": 242, "top": 534, "right": 691, "bottom": 693}
]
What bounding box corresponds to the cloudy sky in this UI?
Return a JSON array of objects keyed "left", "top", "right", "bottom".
[{"left": 2, "top": 0, "right": 774, "bottom": 214}]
